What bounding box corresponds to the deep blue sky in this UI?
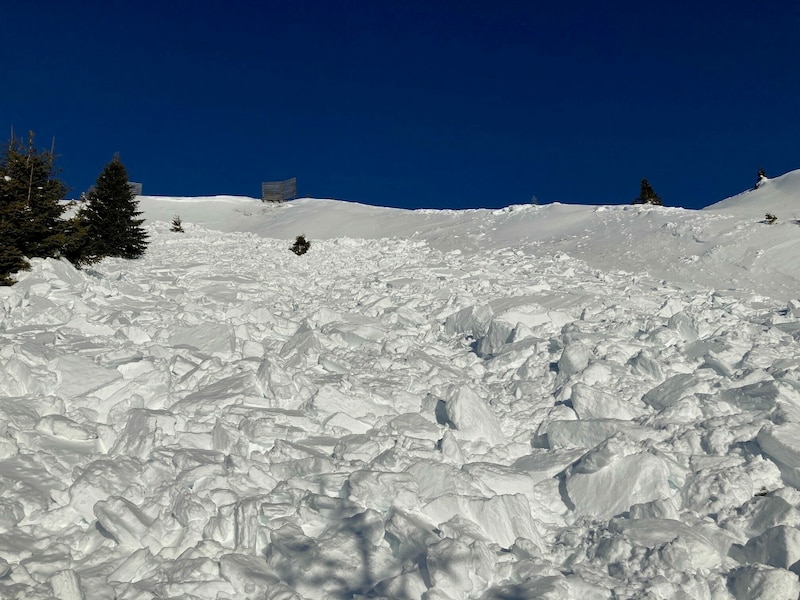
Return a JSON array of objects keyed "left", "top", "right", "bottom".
[{"left": 5, "top": 1, "right": 799, "bottom": 209}]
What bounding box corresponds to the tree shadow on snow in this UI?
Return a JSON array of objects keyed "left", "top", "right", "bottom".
[{"left": 261, "top": 500, "right": 453, "bottom": 599}]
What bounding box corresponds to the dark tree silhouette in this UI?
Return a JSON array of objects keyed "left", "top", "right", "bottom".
[
  {"left": 290, "top": 234, "right": 311, "bottom": 255},
  {"left": 170, "top": 215, "right": 184, "bottom": 232},
  {"left": 79, "top": 155, "right": 148, "bottom": 263},
  {"left": 0, "top": 131, "right": 68, "bottom": 284},
  {"left": 633, "top": 179, "right": 663, "bottom": 206}
]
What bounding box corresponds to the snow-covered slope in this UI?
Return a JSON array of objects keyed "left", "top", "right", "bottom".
[
  {"left": 140, "top": 168, "right": 800, "bottom": 300},
  {"left": 1, "top": 174, "right": 800, "bottom": 598},
  {"left": 706, "top": 169, "right": 800, "bottom": 217}
]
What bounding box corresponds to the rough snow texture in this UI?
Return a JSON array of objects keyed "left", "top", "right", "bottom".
[{"left": 2, "top": 173, "right": 800, "bottom": 598}]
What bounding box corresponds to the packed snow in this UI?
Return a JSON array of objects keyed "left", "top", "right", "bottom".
[{"left": 2, "top": 171, "right": 800, "bottom": 598}]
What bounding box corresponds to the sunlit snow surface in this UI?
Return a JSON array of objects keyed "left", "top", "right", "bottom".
[{"left": 2, "top": 173, "right": 800, "bottom": 598}]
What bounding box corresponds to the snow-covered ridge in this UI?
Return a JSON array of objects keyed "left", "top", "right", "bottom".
[
  {"left": 706, "top": 169, "right": 800, "bottom": 217},
  {"left": 139, "top": 168, "right": 800, "bottom": 301}
]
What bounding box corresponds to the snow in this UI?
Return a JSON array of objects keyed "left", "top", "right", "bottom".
[{"left": 3, "top": 170, "right": 800, "bottom": 598}]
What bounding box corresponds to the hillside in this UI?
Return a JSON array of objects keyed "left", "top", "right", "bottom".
[
  {"left": 139, "top": 168, "right": 800, "bottom": 301},
  {"left": 1, "top": 172, "right": 800, "bottom": 598}
]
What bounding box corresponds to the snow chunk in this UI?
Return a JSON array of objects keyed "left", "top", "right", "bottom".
[
  {"left": 739, "top": 525, "right": 800, "bottom": 571},
  {"left": 566, "top": 438, "right": 672, "bottom": 519},
  {"left": 110, "top": 409, "right": 178, "bottom": 459},
  {"left": 219, "top": 553, "right": 293, "bottom": 598},
  {"left": 169, "top": 322, "right": 236, "bottom": 356},
  {"left": 642, "top": 373, "right": 706, "bottom": 411},
  {"left": 69, "top": 458, "right": 143, "bottom": 520},
  {"left": 50, "top": 569, "right": 84, "bottom": 600},
  {"left": 570, "top": 383, "right": 647, "bottom": 420},
  {"left": 425, "top": 537, "right": 493, "bottom": 597},
  {"left": 728, "top": 564, "right": 800, "bottom": 600},
  {"left": 255, "top": 355, "right": 313, "bottom": 410},
  {"left": 94, "top": 496, "right": 153, "bottom": 548},
  {"left": 444, "top": 304, "right": 493, "bottom": 338},
  {"left": 718, "top": 380, "right": 781, "bottom": 412},
  {"left": 311, "top": 383, "right": 394, "bottom": 419},
  {"left": 52, "top": 355, "right": 122, "bottom": 398},
  {"left": 444, "top": 386, "right": 506, "bottom": 445},
  {"left": 347, "top": 470, "right": 421, "bottom": 511},
  {"left": 421, "top": 493, "right": 541, "bottom": 548},
  {"left": 757, "top": 423, "right": 800, "bottom": 487},
  {"left": 35, "top": 415, "right": 96, "bottom": 441},
  {"left": 545, "top": 419, "right": 650, "bottom": 450},
  {"left": 39, "top": 257, "right": 87, "bottom": 288},
  {"left": 557, "top": 341, "right": 592, "bottom": 380}
]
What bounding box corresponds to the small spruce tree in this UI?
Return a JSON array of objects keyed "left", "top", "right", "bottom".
[
  {"left": 633, "top": 179, "right": 663, "bottom": 206},
  {"left": 80, "top": 155, "right": 148, "bottom": 262},
  {"left": 170, "top": 215, "right": 184, "bottom": 232},
  {"left": 290, "top": 234, "right": 310, "bottom": 255}
]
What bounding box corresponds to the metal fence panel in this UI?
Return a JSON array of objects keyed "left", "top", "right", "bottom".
[{"left": 261, "top": 177, "right": 297, "bottom": 202}]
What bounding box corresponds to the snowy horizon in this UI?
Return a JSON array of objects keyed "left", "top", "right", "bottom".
[{"left": 2, "top": 168, "right": 800, "bottom": 598}]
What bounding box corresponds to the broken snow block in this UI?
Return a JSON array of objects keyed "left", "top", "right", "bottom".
[
  {"left": 444, "top": 386, "right": 505, "bottom": 445},
  {"left": 444, "top": 304, "right": 493, "bottom": 338},
  {"left": 728, "top": 564, "right": 800, "bottom": 600},
  {"left": 421, "top": 493, "right": 540, "bottom": 548},
  {"left": 566, "top": 446, "right": 672, "bottom": 520},
  {"left": 740, "top": 525, "right": 800, "bottom": 572},
  {"left": 348, "top": 470, "right": 420, "bottom": 511},
  {"left": 570, "top": 383, "right": 647, "bottom": 420},
  {"left": 545, "top": 419, "right": 645, "bottom": 450},
  {"left": 169, "top": 323, "right": 236, "bottom": 357},
  {"left": 757, "top": 423, "right": 800, "bottom": 487},
  {"left": 425, "top": 537, "right": 477, "bottom": 597},
  {"left": 50, "top": 569, "right": 84, "bottom": 600},
  {"left": 557, "top": 341, "right": 592, "bottom": 380},
  {"left": 719, "top": 381, "right": 781, "bottom": 412},
  {"left": 94, "top": 496, "right": 153, "bottom": 548},
  {"left": 642, "top": 373, "right": 704, "bottom": 411}
]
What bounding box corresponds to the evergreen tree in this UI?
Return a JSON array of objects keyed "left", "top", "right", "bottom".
[
  {"left": 60, "top": 208, "right": 92, "bottom": 266},
  {"left": 0, "top": 131, "right": 68, "bottom": 283},
  {"left": 170, "top": 214, "right": 184, "bottom": 232},
  {"left": 290, "top": 234, "right": 311, "bottom": 255},
  {"left": 0, "top": 242, "right": 28, "bottom": 285},
  {"left": 80, "top": 155, "right": 148, "bottom": 262},
  {"left": 0, "top": 131, "right": 68, "bottom": 255},
  {"left": 633, "top": 179, "right": 663, "bottom": 206}
]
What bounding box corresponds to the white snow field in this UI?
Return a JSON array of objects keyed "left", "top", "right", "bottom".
[{"left": 2, "top": 172, "right": 800, "bottom": 599}]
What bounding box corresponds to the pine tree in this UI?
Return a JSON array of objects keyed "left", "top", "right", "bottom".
[
  {"left": 633, "top": 179, "right": 663, "bottom": 206},
  {"left": 80, "top": 155, "right": 148, "bottom": 262},
  {"left": 0, "top": 130, "right": 68, "bottom": 283},
  {"left": 290, "top": 234, "right": 311, "bottom": 255},
  {"left": 60, "top": 208, "right": 92, "bottom": 266},
  {"left": 0, "top": 243, "right": 28, "bottom": 285},
  {"left": 1, "top": 131, "right": 68, "bottom": 256},
  {"left": 170, "top": 215, "right": 184, "bottom": 232}
]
